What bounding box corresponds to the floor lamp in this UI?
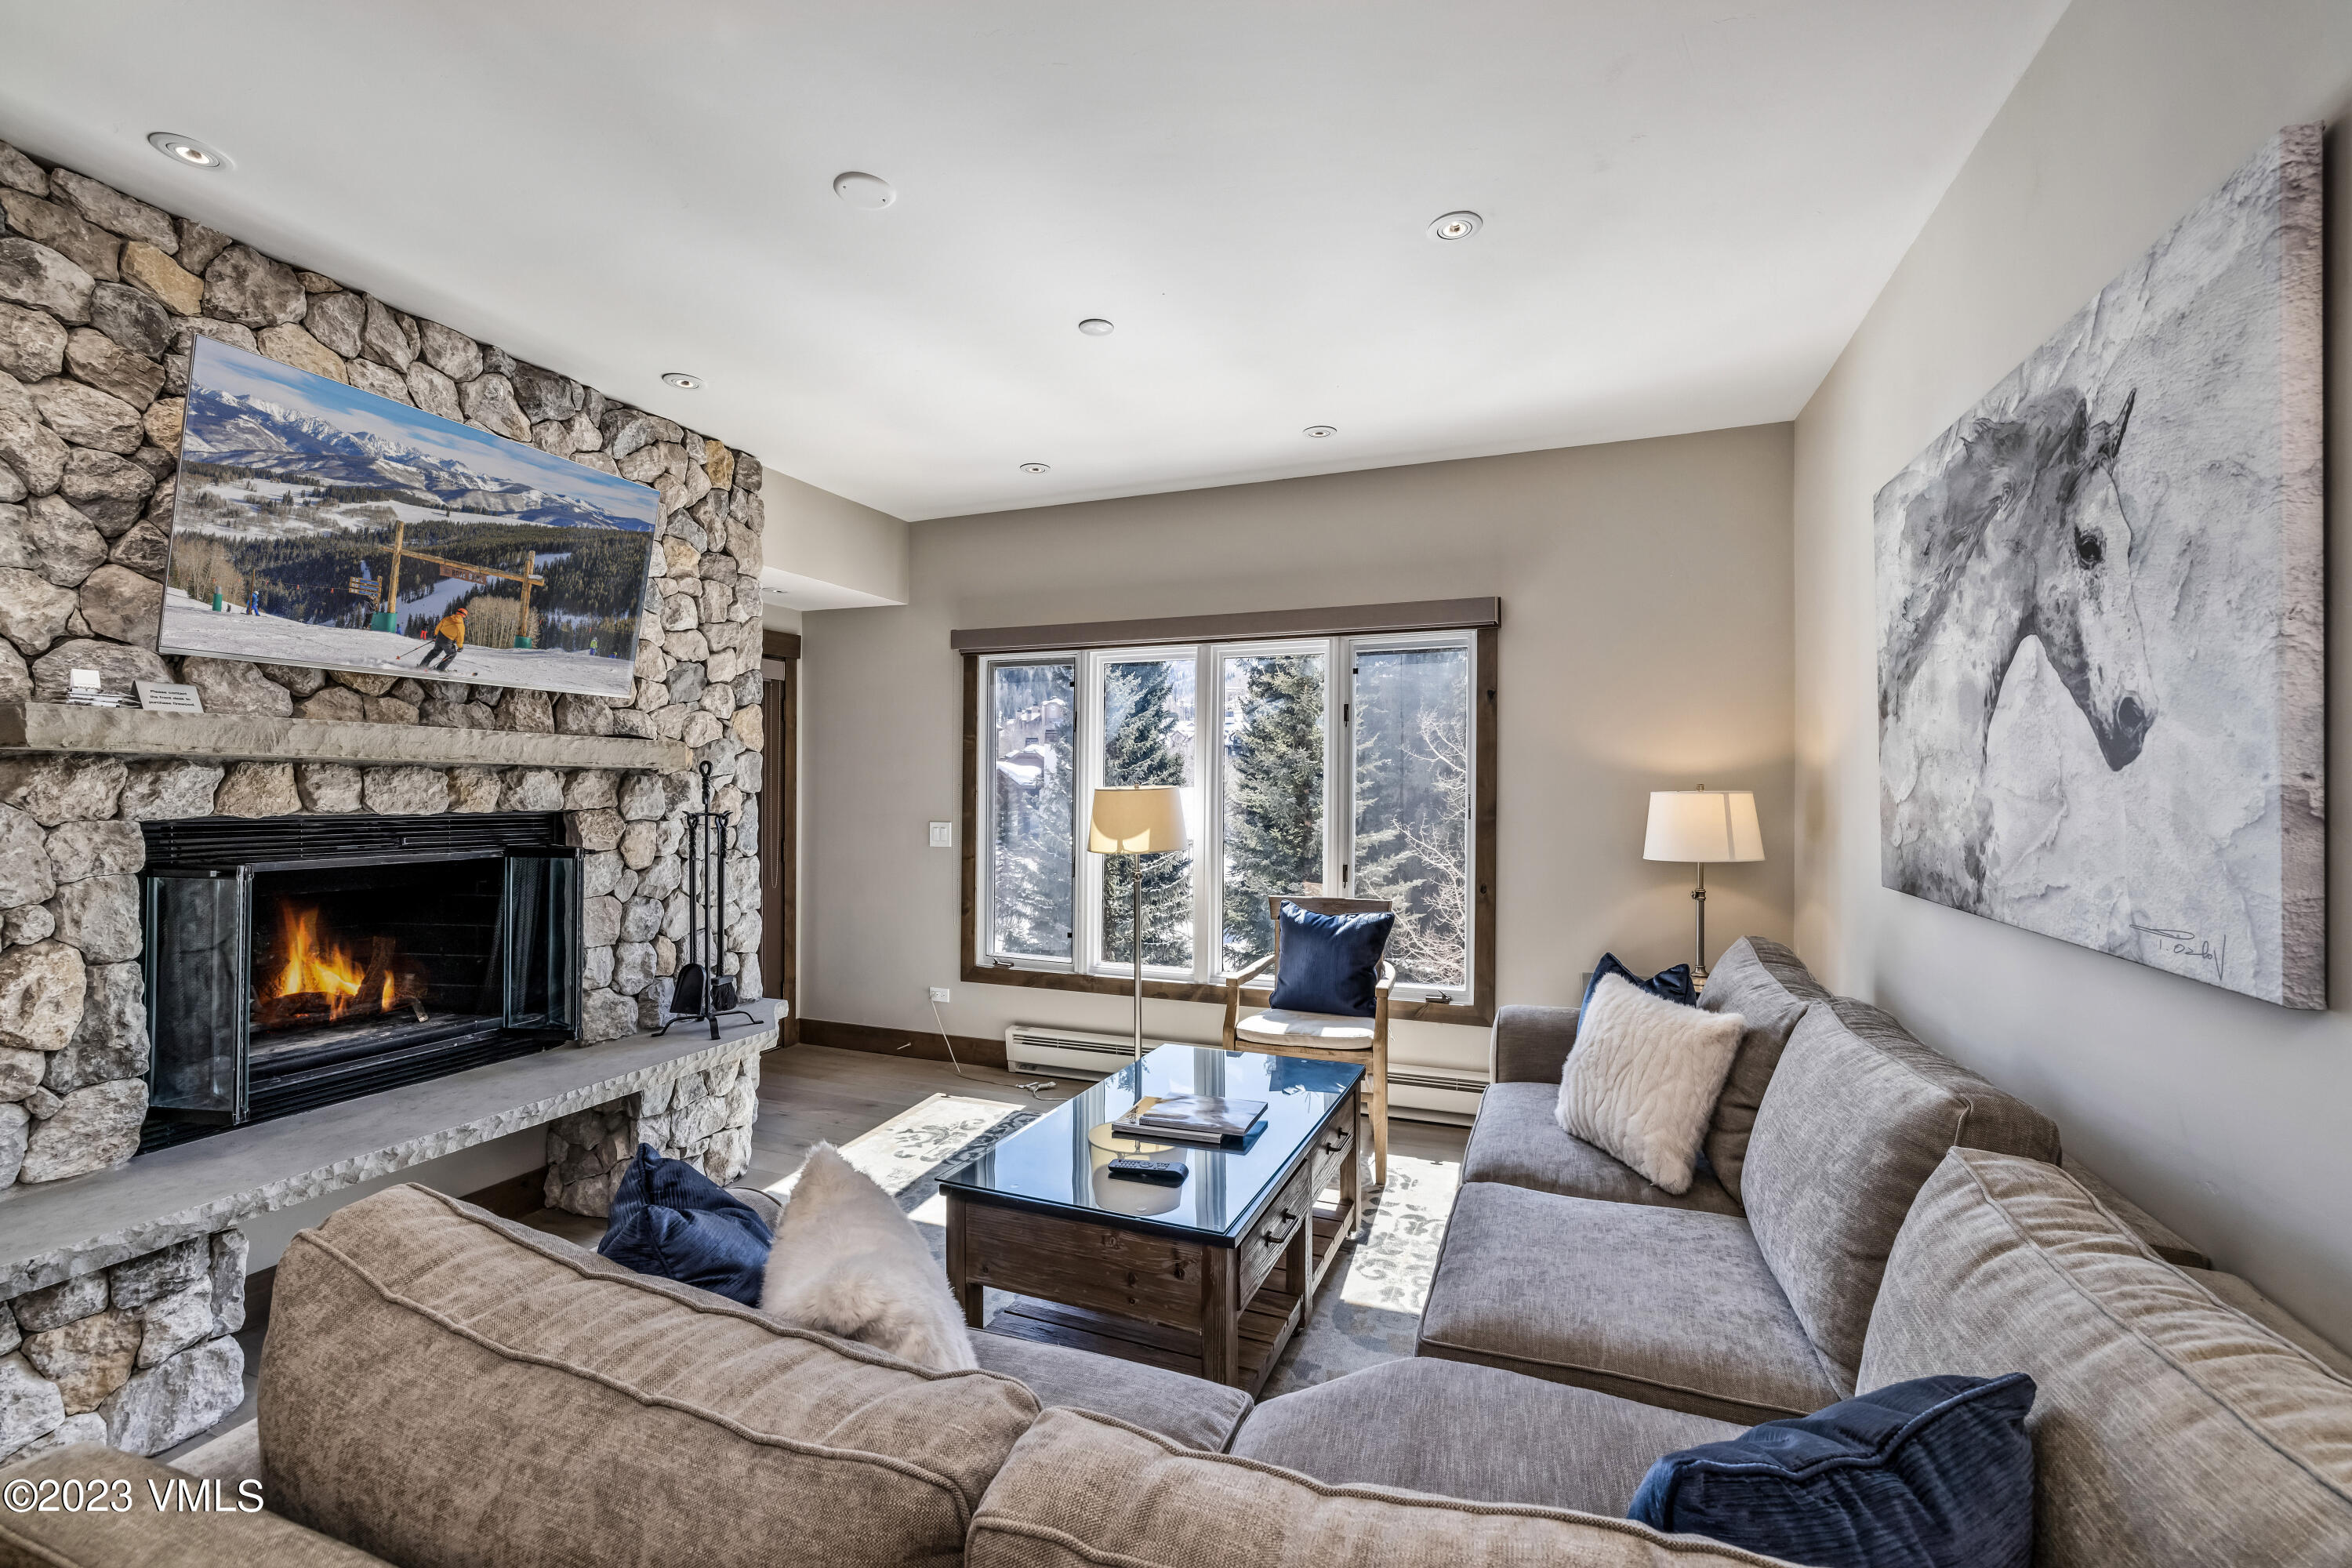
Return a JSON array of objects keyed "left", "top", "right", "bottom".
[
  {"left": 1088, "top": 785, "right": 1188, "bottom": 1061},
  {"left": 1643, "top": 788, "right": 1764, "bottom": 982}
]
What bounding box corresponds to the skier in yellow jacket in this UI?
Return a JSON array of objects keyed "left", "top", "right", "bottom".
[{"left": 423, "top": 607, "right": 467, "bottom": 672}]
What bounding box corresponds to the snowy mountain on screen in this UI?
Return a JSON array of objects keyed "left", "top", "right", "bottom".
[{"left": 181, "top": 383, "right": 652, "bottom": 532}]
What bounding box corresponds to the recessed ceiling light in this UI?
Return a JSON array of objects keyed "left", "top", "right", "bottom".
[
  {"left": 147, "top": 132, "right": 226, "bottom": 169},
  {"left": 1427, "top": 210, "right": 1483, "bottom": 241},
  {"left": 1076, "top": 318, "right": 1115, "bottom": 336},
  {"left": 661, "top": 372, "right": 703, "bottom": 390},
  {"left": 1303, "top": 426, "right": 1338, "bottom": 439},
  {"left": 833, "top": 172, "right": 896, "bottom": 210},
  {"left": 1019, "top": 462, "right": 1051, "bottom": 475}
]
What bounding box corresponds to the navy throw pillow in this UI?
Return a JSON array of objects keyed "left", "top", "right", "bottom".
[
  {"left": 1628, "top": 1373, "right": 2036, "bottom": 1568},
  {"left": 1268, "top": 902, "right": 1395, "bottom": 1017},
  {"left": 597, "top": 1143, "right": 774, "bottom": 1308},
  {"left": 1581, "top": 952, "right": 1697, "bottom": 1017}
]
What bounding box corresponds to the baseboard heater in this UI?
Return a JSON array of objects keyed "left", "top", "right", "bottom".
[{"left": 1004, "top": 1025, "right": 1486, "bottom": 1122}]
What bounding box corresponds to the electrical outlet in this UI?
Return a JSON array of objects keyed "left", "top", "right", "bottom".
[
  {"left": 927, "top": 821, "right": 953, "bottom": 848},
  {"left": 928, "top": 986, "right": 950, "bottom": 1004}
]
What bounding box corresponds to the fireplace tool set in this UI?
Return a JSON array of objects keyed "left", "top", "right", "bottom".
[{"left": 659, "top": 760, "right": 757, "bottom": 1040}]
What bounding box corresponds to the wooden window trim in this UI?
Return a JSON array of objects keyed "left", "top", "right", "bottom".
[
  {"left": 960, "top": 623, "right": 1497, "bottom": 1027},
  {"left": 949, "top": 597, "right": 1498, "bottom": 656}
]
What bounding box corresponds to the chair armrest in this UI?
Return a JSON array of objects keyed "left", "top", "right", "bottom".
[
  {"left": 1374, "top": 961, "right": 1396, "bottom": 993},
  {"left": 1490, "top": 1004, "right": 1578, "bottom": 1083},
  {"left": 1223, "top": 951, "right": 1277, "bottom": 993}
]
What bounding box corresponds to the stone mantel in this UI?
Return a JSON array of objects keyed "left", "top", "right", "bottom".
[
  {"left": 0, "top": 702, "right": 691, "bottom": 773},
  {"left": 0, "top": 1004, "right": 779, "bottom": 1299}
]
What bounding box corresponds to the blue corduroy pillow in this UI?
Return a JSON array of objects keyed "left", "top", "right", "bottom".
[
  {"left": 1268, "top": 902, "right": 1395, "bottom": 1017},
  {"left": 1581, "top": 952, "right": 1697, "bottom": 1016},
  {"left": 597, "top": 1143, "right": 775, "bottom": 1308},
  {"left": 1628, "top": 1373, "right": 2036, "bottom": 1568}
]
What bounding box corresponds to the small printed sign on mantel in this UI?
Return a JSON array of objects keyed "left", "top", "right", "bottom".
[{"left": 135, "top": 681, "right": 205, "bottom": 714}]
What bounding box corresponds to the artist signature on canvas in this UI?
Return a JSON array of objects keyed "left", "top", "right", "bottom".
[{"left": 2132, "top": 924, "right": 2225, "bottom": 982}]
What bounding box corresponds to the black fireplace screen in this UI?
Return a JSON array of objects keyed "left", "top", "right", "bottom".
[{"left": 141, "top": 812, "right": 580, "bottom": 1147}]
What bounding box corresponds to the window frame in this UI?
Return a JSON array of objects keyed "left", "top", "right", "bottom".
[{"left": 963, "top": 622, "right": 1496, "bottom": 1026}]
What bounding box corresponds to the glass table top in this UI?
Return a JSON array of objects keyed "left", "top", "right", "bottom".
[{"left": 938, "top": 1044, "right": 1363, "bottom": 1242}]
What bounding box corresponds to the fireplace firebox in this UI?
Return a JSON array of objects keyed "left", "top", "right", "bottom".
[{"left": 139, "top": 813, "right": 582, "bottom": 1150}]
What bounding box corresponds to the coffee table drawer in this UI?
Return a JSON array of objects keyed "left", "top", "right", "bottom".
[
  {"left": 1310, "top": 1114, "right": 1355, "bottom": 1196},
  {"left": 1239, "top": 1156, "right": 1314, "bottom": 1300}
]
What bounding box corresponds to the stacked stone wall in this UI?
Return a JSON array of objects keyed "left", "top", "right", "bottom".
[
  {"left": 544, "top": 1044, "right": 763, "bottom": 1214},
  {"left": 0, "top": 1229, "right": 247, "bottom": 1465},
  {"left": 0, "top": 136, "right": 771, "bottom": 1459}
]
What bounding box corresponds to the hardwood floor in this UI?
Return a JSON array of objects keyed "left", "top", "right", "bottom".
[{"left": 742, "top": 1044, "right": 1053, "bottom": 1188}]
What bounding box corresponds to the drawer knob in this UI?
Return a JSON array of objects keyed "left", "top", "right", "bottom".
[{"left": 1263, "top": 1209, "right": 1298, "bottom": 1244}]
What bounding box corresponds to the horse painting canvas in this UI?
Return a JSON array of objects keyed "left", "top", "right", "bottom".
[{"left": 1875, "top": 125, "right": 2323, "bottom": 1008}]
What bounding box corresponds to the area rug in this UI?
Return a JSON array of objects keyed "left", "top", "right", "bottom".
[{"left": 1261, "top": 1154, "right": 1460, "bottom": 1396}]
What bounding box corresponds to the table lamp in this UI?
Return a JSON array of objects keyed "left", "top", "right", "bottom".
[
  {"left": 1088, "top": 785, "right": 1188, "bottom": 1059},
  {"left": 1643, "top": 788, "right": 1763, "bottom": 980}
]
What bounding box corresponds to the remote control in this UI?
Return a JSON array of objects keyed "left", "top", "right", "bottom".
[{"left": 1106, "top": 1157, "right": 1189, "bottom": 1185}]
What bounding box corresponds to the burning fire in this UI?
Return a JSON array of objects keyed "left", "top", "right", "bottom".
[{"left": 268, "top": 904, "right": 395, "bottom": 1018}]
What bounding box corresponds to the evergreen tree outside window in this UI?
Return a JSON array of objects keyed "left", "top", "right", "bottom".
[
  {"left": 1099, "top": 658, "right": 1196, "bottom": 969},
  {"left": 988, "top": 660, "right": 1076, "bottom": 960},
  {"left": 1221, "top": 652, "right": 1326, "bottom": 968}
]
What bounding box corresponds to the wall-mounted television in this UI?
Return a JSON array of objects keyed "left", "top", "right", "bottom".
[{"left": 158, "top": 336, "right": 657, "bottom": 700}]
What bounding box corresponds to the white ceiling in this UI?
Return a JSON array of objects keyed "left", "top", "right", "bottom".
[{"left": 0, "top": 1, "right": 2065, "bottom": 522}]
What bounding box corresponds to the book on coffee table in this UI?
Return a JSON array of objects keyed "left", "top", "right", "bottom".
[{"left": 1111, "top": 1094, "right": 1268, "bottom": 1146}]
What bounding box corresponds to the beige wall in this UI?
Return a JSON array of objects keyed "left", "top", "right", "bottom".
[
  {"left": 804, "top": 426, "right": 1795, "bottom": 1076},
  {"left": 764, "top": 472, "right": 911, "bottom": 607},
  {"left": 1794, "top": 0, "right": 2352, "bottom": 1344}
]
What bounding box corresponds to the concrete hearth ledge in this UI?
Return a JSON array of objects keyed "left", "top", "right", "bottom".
[
  {"left": 0, "top": 702, "right": 691, "bottom": 773},
  {"left": 0, "top": 1005, "right": 779, "bottom": 1298}
]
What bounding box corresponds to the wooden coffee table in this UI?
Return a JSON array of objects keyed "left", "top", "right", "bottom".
[{"left": 941, "top": 1044, "right": 1363, "bottom": 1393}]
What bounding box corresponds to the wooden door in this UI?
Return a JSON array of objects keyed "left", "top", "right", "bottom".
[{"left": 760, "top": 631, "right": 798, "bottom": 1042}]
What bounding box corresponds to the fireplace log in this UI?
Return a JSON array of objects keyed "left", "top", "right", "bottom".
[
  {"left": 256, "top": 991, "right": 339, "bottom": 1031},
  {"left": 356, "top": 936, "right": 396, "bottom": 1015},
  {"left": 391, "top": 960, "right": 431, "bottom": 1023}
]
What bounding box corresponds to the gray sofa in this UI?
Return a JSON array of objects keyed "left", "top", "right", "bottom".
[
  {"left": 1419, "top": 936, "right": 2065, "bottom": 1421},
  {"left": 7, "top": 938, "right": 2348, "bottom": 1566},
  {"left": 1223, "top": 938, "right": 2352, "bottom": 1563}
]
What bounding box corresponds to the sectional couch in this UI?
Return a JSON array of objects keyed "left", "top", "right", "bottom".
[{"left": 5, "top": 939, "right": 2348, "bottom": 1567}]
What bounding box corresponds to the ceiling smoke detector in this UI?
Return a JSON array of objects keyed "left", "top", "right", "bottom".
[
  {"left": 1018, "top": 462, "right": 1051, "bottom": 474},
  {"left": 833, "top": 172, "right": 897, "bottom": 210},
  {"left": 1302, "top": 426, "right": 1338, "bottom": 439},
  {"left": 1076, "top": 318, "right": 1115, "bottom": 336},
  {"left": 147, "top": 132, "right": 225, "bottom": 169},
  {"left": 1427, "top": 210, "right": 1483, "bottom": 241},
  {"left": 661, "top": 372, "right": 704, "bottom": 390}
]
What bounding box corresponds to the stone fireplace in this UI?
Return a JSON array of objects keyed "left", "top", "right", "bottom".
[{"left": 0, "top": 134, "right": 778, "bottom": 1465}]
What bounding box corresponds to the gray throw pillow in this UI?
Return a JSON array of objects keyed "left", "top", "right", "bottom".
[
  {"left": 1741, "top": 999, "right": 2061, "bottom": 1377},
  {"left": 1696, "top": 938, "right": 1822, "bottom": 1205}
]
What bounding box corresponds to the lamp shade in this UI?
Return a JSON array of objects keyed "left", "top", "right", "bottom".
[
  {"left": 1088, "top": 786, "right": 1187, "bottom": 854},
  {"left": 1643, "top": 789, "right": 1764, "bottom": 864}
]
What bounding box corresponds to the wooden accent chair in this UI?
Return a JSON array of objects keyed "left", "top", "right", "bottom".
[{"left": 1219, "top": 895, "right": 1393, "bottom": 1186}]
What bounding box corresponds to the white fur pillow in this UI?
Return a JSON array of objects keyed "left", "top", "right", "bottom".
[
  {"left": 759, "top": 1145, "right": 978, "bottom": 1371},
  {"left": 1556, "top": 974, "right": 1746, "bottom": 1194}
]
